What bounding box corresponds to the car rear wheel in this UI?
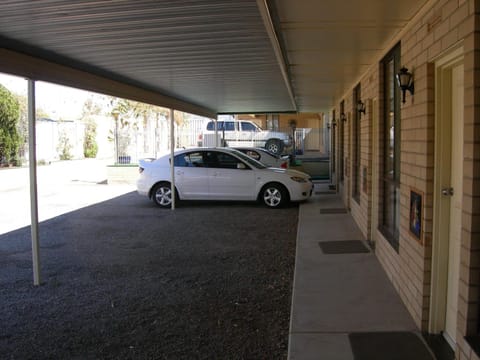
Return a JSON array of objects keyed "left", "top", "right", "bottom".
[
  {"left": 152, "top": 182, "right": 177, "bottom": 208},
  {"left": 261, "top": 183, "right": 288, "bottom": 208},
  {"left": 265, "top": 139, "right": 284, "bottom": 155}
]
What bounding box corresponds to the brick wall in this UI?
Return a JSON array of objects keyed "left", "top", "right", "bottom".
[{"left": 335, "top": 0, "right": 479, "bottom": 357}]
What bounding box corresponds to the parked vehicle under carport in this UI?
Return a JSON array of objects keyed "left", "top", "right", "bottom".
[{"left": 137, "top": 147, "right": 313, "bottom": 209}]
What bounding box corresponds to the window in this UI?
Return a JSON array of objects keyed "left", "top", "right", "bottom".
[
  {"left": 380, "top": 43, "right": 401, "bottom": 250},
  {"left": 266, "top": 114, "right": 279, "bottom": 130},
  {"left": 174, "top": 152, "right": 204, "bottom": 167},
  {"left": 204, "top": 151, "right": 219, "bottom": 167},
  {"left": 241, "top": 122, "right": 257, "bottom": 131},
  {"left": 206, "top": 121, "right": 220, "bottom": 131},
  {"left": 225, "top": 122, "right": 236, "bottom": 131},
  {"left": 331, "top": 110, "right": 336, "bottom": 174},
  {"left": 353, "top": 84, "right": 361, "bottom": 202},
  {"left": 216, "top": 152, "right": 243, "bottom": 169},
  {"left": 244, "top": 150, "right": 261, "bottom": 160},
  {"left": 206, "top": 121, "right": 235, "bottom": 131},
  {"left": 340, "top": 101, "right": 345, "bottom": 182}
]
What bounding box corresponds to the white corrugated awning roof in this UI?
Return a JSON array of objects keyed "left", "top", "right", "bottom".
[{"left": 0, "top": 0, "right": 430, "bottom": 116}]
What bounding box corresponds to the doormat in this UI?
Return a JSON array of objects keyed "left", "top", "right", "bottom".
[
  {"left": 423, "top": 333, "right": 455, "bottom": 360},
  {"left": 319, "top": 208, "right": 347, "bottom": 214},
  {"left": 318, "top": 240, "right": 370, "bottom": 254},
  {"left": 349, "top": 332, "right": 435, "bottom": 360}
]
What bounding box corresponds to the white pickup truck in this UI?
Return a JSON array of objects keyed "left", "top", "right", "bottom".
[{"left": 198, "top": 120, "right": 292, "bottom": 155}]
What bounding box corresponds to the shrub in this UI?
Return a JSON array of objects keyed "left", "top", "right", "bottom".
[
  {"left": 0, "top": 85, "right": 21, "bottom": 166},
  {"left": 83, "top": 120, "right": 98, "bottom": 158}
]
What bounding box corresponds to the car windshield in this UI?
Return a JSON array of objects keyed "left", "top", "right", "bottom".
[
  {"left": 227, "top": 149, "right": 267, "bottom": 169},
  {"left": 257, "top": 148, "right": 280, "bottom": 159}
]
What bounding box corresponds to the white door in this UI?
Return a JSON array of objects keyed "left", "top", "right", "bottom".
[
  {"left": 174, "top": 151, "right": 209, "bottom": 199},
  {"left": 444, "top": 63, "right": 464, "bottom": 345},
  {"left": 206, "top": 151, "right": 256, "bottom": 200}
]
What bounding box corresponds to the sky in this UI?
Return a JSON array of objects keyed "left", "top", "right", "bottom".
[{"left": 0, "top": 72, "right": 98, "bottom": 120}]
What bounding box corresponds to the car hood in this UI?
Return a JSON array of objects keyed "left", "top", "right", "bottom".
[{"left": 267, "top": 167, "right": 310, "bottom": 179}]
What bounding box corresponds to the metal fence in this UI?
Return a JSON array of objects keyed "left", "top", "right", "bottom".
[{"left": 115, "top": 118, "right": 329, "bottom": 163}]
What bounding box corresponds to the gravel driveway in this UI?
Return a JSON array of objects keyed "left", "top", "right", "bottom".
[{"left": 0, "top": 191, "right": 298, "bottom": 359}]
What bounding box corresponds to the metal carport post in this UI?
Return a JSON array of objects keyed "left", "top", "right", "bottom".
[
  {"left": 170, "top": 108, "right": 175, "bottom": 210},
  {"left": 28, "top": 79, "right": 41, "bottom": 286}
]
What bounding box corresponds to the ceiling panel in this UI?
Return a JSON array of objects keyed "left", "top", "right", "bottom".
[
  {"left": 272, "top": 0, "right": 430, "bottom": 111},
  {"left": 0, "top": 0, "right": 296, "bottom": 115},
  {"left": 0, "top": 0, "right": 430, "bottom": 115}
]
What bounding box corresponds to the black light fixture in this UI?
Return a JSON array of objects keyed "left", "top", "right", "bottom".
[
  {"left": 340, "top": 113, "right": 347, "bottom": 122},
  {"left": 396, "top": 66, "right": 414, "bottom": 103},
  {"left": 357, "top": 100, "right": 366, "bottom": 116}
]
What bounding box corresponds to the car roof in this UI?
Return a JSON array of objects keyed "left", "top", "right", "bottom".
[
  {"left": 233, "top": 147, "right": 279, "bottom": 157},
  {"left": 169, "top": 147, "right": 242, "bottom": 154}
]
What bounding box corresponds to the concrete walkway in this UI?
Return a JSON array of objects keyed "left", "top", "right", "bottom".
[{"left": 288, "top": 183, "right": 435, "bottom": 360}]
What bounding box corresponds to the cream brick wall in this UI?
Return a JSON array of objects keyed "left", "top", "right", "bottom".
[
  {"left": 350, "top": 67, "right": 378, "bottom": 240},
  {"left": 335, "top": 0, "right": 479, "bottom": 357}
]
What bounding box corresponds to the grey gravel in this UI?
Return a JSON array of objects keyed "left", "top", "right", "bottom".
[{"left": 0, "top": 192, "right": 297, "bottom": 359}]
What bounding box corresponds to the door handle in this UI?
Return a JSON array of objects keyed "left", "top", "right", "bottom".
[{"left": 441, "top": 187, "right": 454, "bottom": 196}]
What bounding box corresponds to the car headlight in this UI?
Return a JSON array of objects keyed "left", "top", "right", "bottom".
[{"left": 290, "top": 176, "right": 308, "bottom": 183}]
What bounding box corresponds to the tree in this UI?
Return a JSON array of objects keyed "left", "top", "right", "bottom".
[
  {"left": 109, "top": 97, "right": 170, "bottom": 161},
  {"left": 83, "top": 120, "right": 98, "bottom": 158},
  {"left": 57, "top": 128, "right": 73, "bottom": 160},
  {"left": 0, "top": 84, "right": 21, "bottom": 166},
  {"left": 81, "top": 98, "right": 100, "bottom": 158}
]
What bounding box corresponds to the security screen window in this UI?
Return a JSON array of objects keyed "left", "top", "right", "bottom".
[
  {"left": 353, "top": 84, "right": 361, "bottom": 202},
  {"left": 380, "top": 44, "right": 401, "bottom": 251},
  {"left": 340, "top": 100, "right": 345, "bottom": 183}
]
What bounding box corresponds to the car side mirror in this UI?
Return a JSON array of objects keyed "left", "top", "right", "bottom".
[{"left": 237, "top": 163, "right": 247, "bottom": 170}]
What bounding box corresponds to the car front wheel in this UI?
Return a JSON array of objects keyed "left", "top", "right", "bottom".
[
  {"left": 261, "top": 183, "right": 288, "bottom": 208},
  {"left": 152, "top": 182, "right": 177, "bottom": 208},
  {"left": 265, "top": 139, "right": 284, "bottom": 155}
]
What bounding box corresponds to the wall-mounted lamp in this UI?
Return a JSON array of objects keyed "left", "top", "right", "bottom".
[
  {"left": 327, "top": 120, "right": 337, "bottom": 130},
  {"left": 340, "top": 113, "right": 347, "bottom": 122},
  {"left": 396, "top": 66, "right": 414, "bottom": 104},
  {"left": 357, "top": 100, "right": 366, "bottom": 116}
]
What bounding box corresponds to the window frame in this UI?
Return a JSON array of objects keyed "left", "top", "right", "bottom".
[
  {"left": 353, "top": 84, "right": 361, "bottom": 202},
  {"left": 379, "top": 43, "right": 401, "bottom": 251},
  {"left": 339, "top": 100, "right": 345, "bottom": 183}
]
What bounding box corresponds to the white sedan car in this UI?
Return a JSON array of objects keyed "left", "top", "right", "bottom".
[
  {"left": 233, "top": 147, "right": 290, "bottom": 169},
  {"left": 137, "top": 147, "right": 313, "bottom": 208}
]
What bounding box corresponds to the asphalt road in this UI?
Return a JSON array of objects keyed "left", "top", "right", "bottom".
[{"left": 0, "top": 159, "right": 135, "bottom": 235}]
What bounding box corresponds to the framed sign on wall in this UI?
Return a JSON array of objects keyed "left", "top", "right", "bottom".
[{"left": 409, "top": 189, "right": 423, "bottom": 241}]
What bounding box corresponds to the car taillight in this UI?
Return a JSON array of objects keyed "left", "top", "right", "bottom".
[
  {"left": 198, "top": 134, "right": 203, "bottom": 140},
  {"left": 281, "top": 162, "right": 287, "bottom": 169}
]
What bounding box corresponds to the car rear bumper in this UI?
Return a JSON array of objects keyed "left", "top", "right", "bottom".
[{"left": 136, "top": 178, "right": 150, "bottom": 197}]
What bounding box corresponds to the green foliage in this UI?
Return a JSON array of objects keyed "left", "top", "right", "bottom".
[
  {"left": 82, "top": 97, "right": 103, "bottom": 118},
  {"left": 57, "top": 130, "right": 73, "bottom": 160},
  {"left": 83, "top": 120, "right": 98, "bottom": 158},
  {"left": 0, "top": 84, "right": 21, "bottom": 166}
]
